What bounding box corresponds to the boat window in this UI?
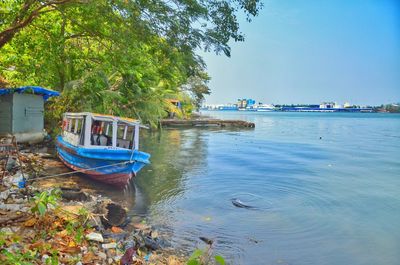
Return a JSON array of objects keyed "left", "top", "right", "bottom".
[
  {"left": 104, "top": 122, "right": 112, "bottom": 137},
  {"left": 66, "top": 118, "right": 83, "bottom": 134},
  {"left": 116, "top": 124, "right": 132, "bottom": 149},
  {"left": 63, "top": 117, "right": 83, "bottom": 146},
  {"left": 117, "top": 125, "right": 125, "bottom": 139},
  {"left": 76, "top": 119, "right": 83, "bottom": 134},
  {"left": 79, "top": 119, "right": 85, "bottom": 145},
  {"left": 67, "top": 118, "right": 72, "bottom": 132},
  {"left": 70, "top": 119, "right": 76, "bottom": 133},
  {"left": 91, "top": 120, "right": 112, "bottom": 146},
  {"left": 127, "top": 126, "right": 135, "bottom": 149}
]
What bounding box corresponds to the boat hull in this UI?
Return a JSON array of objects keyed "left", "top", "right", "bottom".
[{"left": 56, "top": 136, "right": 150, "bottom": 188}]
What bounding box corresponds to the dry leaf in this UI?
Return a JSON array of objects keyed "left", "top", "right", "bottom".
[
  {"left": 52, "top": 220, "right": 62, "bottom": 228},
  {"left": 111, "top": 226, "right": 124, "bottom": 233},
  {"left": 82, "top": 252, "right": 96, "bottom": 263},
  {"left": 29, "top": 241, "right": 45, "bottom": 250},
  {"left": 60, "top": 245, "right": 81, "bottom": 254},
  {"left": 24, "top": 218, "right": 37, "bottom": 227},
  {"left": 167, "top": 256, "right": 183, "bottom": 265},
  {"left": 68, "top": 241, "right": 77, "bottom": 247},
  {"left": 133, "top": 223, "right": 150, "bottom": 231},
  {"left": 56, "top": 229, "right": 69, "bottom": 238},
  {"left": 63, "top": 205, "right": 84, "bottom": 215}
]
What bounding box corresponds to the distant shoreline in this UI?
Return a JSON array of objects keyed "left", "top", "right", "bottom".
[
  {"left": 200, "top": 108, "right": 400, "bottom": 113},
  {"left": 202, "top": 102, "right": 400, "bottom": 113}
]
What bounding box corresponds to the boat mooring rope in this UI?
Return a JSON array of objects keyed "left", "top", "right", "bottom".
[{"left": 26, "top": 161, "right": 133, "bottom": 182}]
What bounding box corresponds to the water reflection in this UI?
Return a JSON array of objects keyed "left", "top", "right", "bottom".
[
  {"left": 56, "top": 112, "right": 400, "bottom": 265},
  {"left": 136, "top": 128, "right": 209, "bottom": 209}
]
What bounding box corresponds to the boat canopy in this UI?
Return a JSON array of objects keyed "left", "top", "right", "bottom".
[
  {"left": 64, "top": 112, "right": 147, "bottom": 128},
  {"left": 62, "top": 112, "right": 146, "bottom": 150}
]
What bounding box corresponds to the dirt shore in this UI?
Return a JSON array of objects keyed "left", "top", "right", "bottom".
[{"left": 0, "top": 147, "right": 187, "bottom": 265}]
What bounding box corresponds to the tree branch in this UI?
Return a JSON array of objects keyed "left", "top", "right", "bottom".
[{"left": 0, "top": 0, "right": 78, "bottom": 49}]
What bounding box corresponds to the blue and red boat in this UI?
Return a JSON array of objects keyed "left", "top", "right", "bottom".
[{"left": 56, "top": 112, "right": 150, "bottom": 188}]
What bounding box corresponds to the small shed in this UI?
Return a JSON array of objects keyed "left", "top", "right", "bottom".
[{"left": 0, "top": 86, "right": 60, "bottom": 143}]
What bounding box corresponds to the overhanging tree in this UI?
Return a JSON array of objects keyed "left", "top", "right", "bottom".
[{"left": 1, "top": 0, "right": 262, "bottom": 125}]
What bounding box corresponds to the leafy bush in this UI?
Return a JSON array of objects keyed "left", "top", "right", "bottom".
[
  {"left": 31, "top": 189, "right": 61, "bottom": 216},
  {"left": 187, "top": 248, "right": 226, "bottom": 265}
]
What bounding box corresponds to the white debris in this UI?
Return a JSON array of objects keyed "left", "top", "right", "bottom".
[
  {"left": 0, "top": 203, "right": 29, "bottom": 212},
  {"left": 85, "top": 232, "right": 104, "bottom": 242},
  {"left": 41, "top": 254, "right": 50, "bottom": 263},
  {"left": 102, "top": 242, "right": 117, "bottom": 249},
  {"left": 2, "top": 171, "right": 24, "bottom": 188},
  {"left": 113, "top": 255, "right": 122, "bottom": 262},
  {"left": 0, "top": 227, "right": 13, "bottom": 234},
  {"left": 0, "top": 190, "right": 11, "bottom": 200},
  {"left": 97, "top": 251, "right": 107, "bottom": 260}
]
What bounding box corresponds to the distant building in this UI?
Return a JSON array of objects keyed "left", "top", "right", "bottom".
[
  {"left": 0, "top": 86, "right": 59, "bottom": 143},
  {"left": 237, "top": 99, "right": 247, "bottom": 108},
  {"left": 246, "top": 99, "right": 256, "bottom": 107},
  {"left": 237, "top": 98, "right": 256, "bottom": 109}
]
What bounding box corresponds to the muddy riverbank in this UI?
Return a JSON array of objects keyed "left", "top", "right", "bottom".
[{"left": 0, "top": 146, "right": 190, "bottom": 265}]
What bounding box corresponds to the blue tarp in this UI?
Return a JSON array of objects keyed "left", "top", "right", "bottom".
[{"left": 0, "top": 86, "right": 60, "bottom": 101}]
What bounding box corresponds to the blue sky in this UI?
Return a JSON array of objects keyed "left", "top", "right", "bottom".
[{"left": 202, "top": 0, "right": 400, "bottom": 105}]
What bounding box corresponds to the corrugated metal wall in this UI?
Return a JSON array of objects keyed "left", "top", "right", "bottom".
[
  {"left": 12, "top": 93, "right": 44, "bottom": 133},
  {"left": 0, "top": 94, "right": 12, "bottom": 134},
  {"left": 0, "top": 93, "right": 44, "bottom": 134}
]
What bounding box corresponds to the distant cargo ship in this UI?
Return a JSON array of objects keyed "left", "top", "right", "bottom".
[
  {"left": 280, "top": 106, "right": 373, "bottom": 112},
  {"left": 256, "top": 104, "right": 275, "bottom": 112},
  {"left": 239, "top": 106, "right": 257, "bottom": 111},
  {"left": 218, "top": 105, "right": 238, "bottom": 111}
]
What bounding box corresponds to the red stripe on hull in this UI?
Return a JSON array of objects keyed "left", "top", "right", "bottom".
[
  {"left": 58, "top": 154, "right": 134, "bottom": 188},
  {"left": 56, "top": 140, "right": 78, "bottom": 155}
]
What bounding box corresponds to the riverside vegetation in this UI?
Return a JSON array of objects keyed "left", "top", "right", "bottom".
[
  {"left": 1, "top": 1, "right": 262, "bottom": 263},
  {"left": 0, "top": 0, "right": 262, "bottom": 128}
]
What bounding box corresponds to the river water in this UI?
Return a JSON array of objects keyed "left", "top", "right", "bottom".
[{"left": 108, "top": 111, "right": 399, "bottom": 265}]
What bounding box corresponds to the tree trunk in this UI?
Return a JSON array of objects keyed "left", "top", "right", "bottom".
[{"left": 58, "top": 14, "right": 67, "bottom": 90}]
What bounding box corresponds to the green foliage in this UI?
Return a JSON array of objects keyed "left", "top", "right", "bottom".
[
  {"left": 0, "top": 231, "right": 7, "bottom": 247},
  {"left": 45, "top": 255, "right": 59, "bottom": 265},
  {"left": 30, "top": 189, "right": 61, "bottom": 216},
  {"left": 188, "top": 249, "right": 204, "bottom": 264},
  {"left": 187, "top": 248, "right": 226, "bottom": 265},
  {"left": 0, "top": 249, "right": 37, "bottom": 265},
  {"left": 0, "top": 238, "right": 58, "bottom": 264},
  {"left": 64, "top": 206, "right": 91, "bottom": 244},
  {"left": 1, "top": 0, "right": 262, "bottom": 126},
  {"left": 0, "top": 232, "right": 36, "bottom": 265},
  {"left": 214, "top": 255, "right": 226, "bottom": 265},
  {"left": 65, "top": 219, "right": 85, "bottom": 244}
]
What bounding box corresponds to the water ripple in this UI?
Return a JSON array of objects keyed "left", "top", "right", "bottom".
[{"left": 131, "top": 112, "right": 400, "bottom": 265}]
